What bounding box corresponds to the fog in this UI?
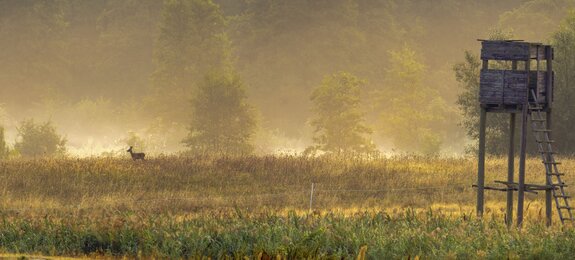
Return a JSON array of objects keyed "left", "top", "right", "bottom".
[{"left": 0, "top": 0, "right": 571, "bottom": 156}]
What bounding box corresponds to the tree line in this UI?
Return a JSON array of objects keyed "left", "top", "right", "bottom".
[{"left": 1, "top": 0, "right": 575, "bottom": 156}]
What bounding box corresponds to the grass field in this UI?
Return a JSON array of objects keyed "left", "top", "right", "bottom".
[{"left": 1, "top": 154, "right": 574, "bottom": 258}]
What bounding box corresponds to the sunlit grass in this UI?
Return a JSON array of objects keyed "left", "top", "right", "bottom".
[{"left": 0, "top": 154, "right": 574, "bottom": 258}]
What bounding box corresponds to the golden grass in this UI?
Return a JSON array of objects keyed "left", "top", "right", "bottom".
[
  {"left": 1, "top": 155, "right": 575, "bottom": 258},
  {"left": 0, "top": 154, "right": 570, "bottom": 224}
]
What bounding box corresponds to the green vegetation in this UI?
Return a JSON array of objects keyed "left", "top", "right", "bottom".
[
  {"left": 183, "top": 71, "right": 257, "bottom": 154},
  {"left": 3, "top": 210, "right": 575, "bottom": 259},
  {"left": 13, "top": 119, "right": 66, "bottom": 158},
  {"left": 380, "top": 46, "right": 454, "bottom": 154},
  {"left": 3, "top": 0, "right": 570, "bottom": 154},
  {"left": 455, "top": 13, "right": 575, "bottom": 155},
  {"left": 150, "top": 0, "right": 231, "bottom": 123},
  {"left": 308, "top": 72, "right": 374, "bottom": 154},
  {"left": 0, "top": 155, "right": 574, "bottom": 258},
  {"left": 550, "top": 11, "right": 575, "bottom": 154},
  {"left": 4, "top": 0, "right": 575, "bottom": 258}
]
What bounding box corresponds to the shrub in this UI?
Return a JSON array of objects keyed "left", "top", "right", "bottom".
[{"left": 14, "top": 119, "right": 66, "bottom": 157}]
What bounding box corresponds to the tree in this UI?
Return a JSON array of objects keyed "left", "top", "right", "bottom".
[
  {"left": 182, "top": 70, "right": 256, "bottom": 154},
  {"left": 149, "top": 0, "right": 232, "bottom": 123},
  {"left": 14, "top": 119, "right": 66, "bottom": 158},
  {"left": 230, "top": 0, "right": 372, "bottom": 137},
  {"left": 379, "top": 46, "right": 452, "bottom": 154},
  {"left": 499, "top": 0, "right": 573, "bottom": 41},
  {"left": 454, "top": 29, "right": 526, "bottom": 155},
  {"left": 551, "top": 10, "right": 575, "bottom": 154},
  {"left": 307, "top": 72, "right": 375, "bottom": 154}
]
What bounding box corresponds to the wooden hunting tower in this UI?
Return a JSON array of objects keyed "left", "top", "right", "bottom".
[{"left": 475, "top": 40, "right": 573, "bottom": 227}]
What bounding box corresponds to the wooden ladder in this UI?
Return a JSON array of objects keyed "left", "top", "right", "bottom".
[{"left": 528, "top": 89, "right": 574, "bottom": 224}]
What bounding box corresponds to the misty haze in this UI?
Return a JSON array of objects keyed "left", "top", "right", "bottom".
[
  {"left": 3, "top": 0, "right": 575, "bottom": 258},
  {"left": 2, "top": 0, "right": 564, "bottom": 157}
]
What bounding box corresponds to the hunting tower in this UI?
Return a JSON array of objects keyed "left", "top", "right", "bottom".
[{"left": 475, "top": 40, "right": 573, "bottom": 226}]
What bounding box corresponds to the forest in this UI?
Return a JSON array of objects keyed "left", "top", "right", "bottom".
[{"left": 1, "top": 0, "right": 575, "bottom": 157}]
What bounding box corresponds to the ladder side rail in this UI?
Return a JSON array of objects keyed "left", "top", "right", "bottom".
[
  {"left": 529, "top": 117, "right": 566, "bottom": 222},
  {"left": 529, "top": 89, "right": 573, "bottom": 223}
]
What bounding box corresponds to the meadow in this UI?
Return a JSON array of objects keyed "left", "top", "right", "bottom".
[{"left": 1, "top": 154, "right": 575, "bottom": 258}]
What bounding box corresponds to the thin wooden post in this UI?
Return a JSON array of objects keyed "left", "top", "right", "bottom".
[
  {"left": 545, "top": 46, "right": 553, "bottom": 227},
  {"left": 507, "top": 113, "right": 516, "bottom": 227},
  {"left": 477, "top": 108, "right": 487, "bottom": 217},
  {"left": 546, "top": 46, "right": 553, "bottom": 107},
  {"left": 507, "top": 60, "right": 518, "bottom": 227},
  {"left": 517, "top": 59, "right": 531, "bottom": 228}
]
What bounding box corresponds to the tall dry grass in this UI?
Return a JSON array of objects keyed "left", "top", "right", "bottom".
[
  {"left": 1, "top": 154, "right": 575, "bottom": 258},
  {"left": 0, "top": 154, "right": 570, "bottom": 221}
]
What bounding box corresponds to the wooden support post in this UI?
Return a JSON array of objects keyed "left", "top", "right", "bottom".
[
  {"left": 545, "top": 46, "right": 554, "bottom": 227},
  {"left": 546, "top": 46, "right": 553, "bottom": 107},
  {"left": 508, "top": 60, "right": 518, "bottom": 227},
  {"left": 477, "top": 108, "right": 487, "bottom": 218},
  {"left": 507, "top": 113, "right": 515, "bottom": 227},
  {"left": 517, "top": 105, "right": 528, "bottom": 227},
  {"left": 517, "top": 59, "right": 530, "bottom": 228}
]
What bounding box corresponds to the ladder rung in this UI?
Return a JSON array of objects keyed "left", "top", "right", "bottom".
[
  {"left": 543, "top": 161, "right": 561, "bottom": 165},
  {"left": 536, "top": 139, "right": 555, "bottom": 143},
  {"left": 538, "top": 151, "right": 556, "bottom": 154},
  {"left": 552, "top": 183, "right": 568, "bottom": 187},
  {"left": 531, "top": 118, "right": 546, "bottom": 122},
  {"left": 558, "top": 206, "right": 572, "bottom": 209},
  {"left": 561, "top": 217, "right": 574, "bottom": 221},
  {"left": 534, "top": 129, "right": 552, "bottom": 132},
  {"left": 547, "top": 173, "right": 565, "bottom": 176},
  {"left": 555, "top": 195, "right": 571, "bottom": 198}
]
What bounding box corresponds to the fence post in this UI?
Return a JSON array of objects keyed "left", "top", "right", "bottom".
[{"left": 309, "top": 182, "right": 315, "bottom": 212}]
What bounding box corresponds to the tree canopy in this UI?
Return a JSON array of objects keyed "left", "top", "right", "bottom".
[
  {"left": 1, "top": 0, "right": 575, "bottom": 155},
  {"left": 308, "top": 72, "right": 374, "bottom": 155},
  {"left": 14, "top": 120, "right": 66, "bottom": 158},
  {"left": 182, "top": 70, "right": 256, "bottom": 155}
]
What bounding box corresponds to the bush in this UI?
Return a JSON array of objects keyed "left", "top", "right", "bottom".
[{"left": 14, "top": 119, "right": 66, "bottom": 157}]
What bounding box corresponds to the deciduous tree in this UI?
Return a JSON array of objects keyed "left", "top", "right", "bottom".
[
  {"left": 150, "top": 0, "right": 232, "bottom": 122},
  {"left": 380, "top": 46, "right": 452, "bottom": 154},
  {"left": 182, "top": 70, "right": 256, "bottom": 154},
  {"left": 308, "top": 72, "right": 375, "bottom": 154},
  {"left": 14, "top": 119, "right": 66, "bottom": 158}
]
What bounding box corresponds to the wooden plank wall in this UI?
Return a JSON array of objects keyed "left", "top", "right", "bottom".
[
  {"left": 481, "top": 42, "right": 530, "bottom": 60},
  {"left": 504, "top": 71, "right": 528, "bottom": 104},
  {"left": 479, "top": 70, "right": 504, "bottom": 104},
  {"left": 479, "top": 70, "right": 547, "bottom": 105}
]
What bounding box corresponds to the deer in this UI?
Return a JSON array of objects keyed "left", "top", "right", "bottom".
[{"left": 127, "top": 146, "right": 145, "bottom": 161}]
